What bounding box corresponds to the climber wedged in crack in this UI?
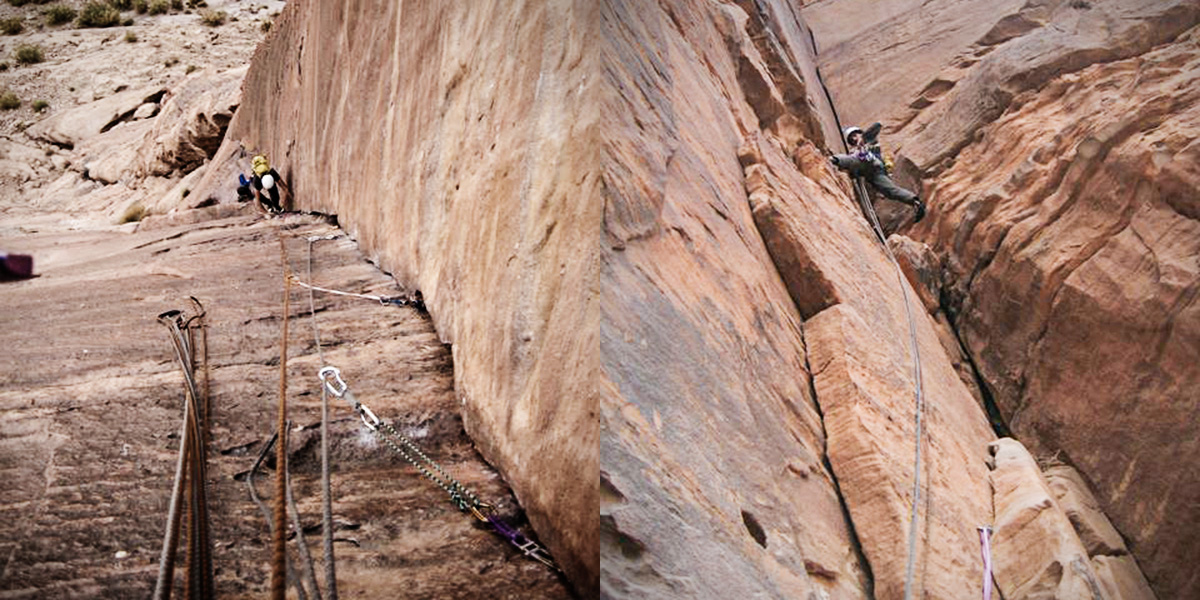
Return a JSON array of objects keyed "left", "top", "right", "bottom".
[{"left": 830, "top": 123, "right": 925, "bottom": 222}]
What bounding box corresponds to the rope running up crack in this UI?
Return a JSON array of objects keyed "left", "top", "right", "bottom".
[{"left": 810, "top": 32, "right": 928, "bottom": 600}]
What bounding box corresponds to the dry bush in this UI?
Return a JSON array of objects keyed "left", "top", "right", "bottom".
[
  {"left": 199, "top": 9, "right": 223, "bottom": 26},
  {"left": 1, "top": 17, "right": 23, "bottom": 35},
  {"left": 14, "top": 44, "right": 43, "bottom": 64},
  {"left": 77, "top": 2, "right": 121, "bottom": 27},
  {"left": 0, "top": 91, "right": 20, "bottom": 110},
  {"left": 43, "top": 5, "right": 77, "bottom": 25}
]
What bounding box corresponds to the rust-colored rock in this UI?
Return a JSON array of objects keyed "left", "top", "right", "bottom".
[
  {"left": 807, "top": 0, "right": 1200, "bottom": 595},
  {"left": 194, "top": 1, "right": 601, "bottom": 593}
]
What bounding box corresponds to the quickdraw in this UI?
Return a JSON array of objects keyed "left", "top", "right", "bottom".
[{"left": 317, "top": 366, "right": 558, "bottom": 571}]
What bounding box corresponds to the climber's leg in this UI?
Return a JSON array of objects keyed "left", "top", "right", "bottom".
[{"left": 867, "top": 170, "right": 918, "bottom": 205}]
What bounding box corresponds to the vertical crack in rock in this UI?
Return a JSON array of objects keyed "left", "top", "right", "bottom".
[{"left": 799, "top": 322, "right": 876, "bottom": 596}]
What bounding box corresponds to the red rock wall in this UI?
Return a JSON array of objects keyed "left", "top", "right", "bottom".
[
  {"left": 205, "top": 0, "right": 602, "bottom": 593},
  {"left": 193, "top": 0, "right": 1200, "bottom": 597},
  {"left": 807, "top": 0, "right": 1200, "bottom": 596}
]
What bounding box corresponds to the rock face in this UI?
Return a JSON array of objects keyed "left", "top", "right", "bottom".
[
  {"left": 193, "top": 0, "right": 1031, "bottom": 598},
  {"left": 0, "top": 211, "right": 568, "bottom": 599},
  {"left": 806, "top": 0, "right": 1200, "bottom": 596},
  {"left": 198, "top": 0, "right": 602, "bottom": 592},
  {"left": 168, "top": 0, "right": 1200, "bottom": 597}
]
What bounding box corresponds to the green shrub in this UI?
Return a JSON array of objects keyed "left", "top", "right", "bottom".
[
  {"left": 1, "top": 17, "right": 23, "bottom": 35},
  {"left": 259, "top": 19, "right": 270, "bottom": 32},
  {"left": 124, "top": 30, "right": 136, "bottom": 42},
  {"left": 107, "top": 0, "right": 132, "bottom": 9},
  {"left": 0, "top": 62, "right": 8, "bottom": 71},
  {"left": 43, "top": 5, "right": 77, "bottom": 25},
  {"left": 186, "top": 0, "right": 204, "bottom": 7},
  {"left": 170, "top": 0, "right": 181, "bottom": 9},
  {"left": 184, "top": 64, "right": 197, "bottom": 74},
  {"left": 146, "top": 0, "right": 167, "bottom": 15},
  {"left": 14, "top": 44, "right": 43, "bottom": 64},
  {"left": 32, "top": 99, "right": 48, "bottom": 112},
  {"left": 77, "top": 2, "right": 120, "bottom": 27},
  {"left": 6, "top": 0, "right": 54, "bottom": 6},
  {"left": 0, "top": 91, "right": 20, "bottom": 110},
  {"left": 133, "top": 0, "right": 145, "bottom": 13},
  {"left": 198, "top": 9, "right": 223, "bottom": 26}
]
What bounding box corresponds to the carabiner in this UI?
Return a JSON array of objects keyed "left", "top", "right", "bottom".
[
  {"left": 358, "top": 403, "right": 381, "bottom": 431},
  {"left": 318, "top": 366, "right": 347, "bottom": 398}
]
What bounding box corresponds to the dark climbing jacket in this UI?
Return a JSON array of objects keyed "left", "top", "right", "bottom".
[{"left": 831, "top": 122, "right": 917, "bottom": 205}]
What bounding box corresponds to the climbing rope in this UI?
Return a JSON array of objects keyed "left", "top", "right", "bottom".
[
  {"left": 809, "top": 34, "right": 928, "bottom": 599},
  {"left": 853, "top": 177, "right": 927, "bottom": 600},
  {"left": 301, "top": 234, "right": 558, "bottom": 572},
  {"left": 289, "top": 275, "right": 423, "bottom": 308},
  {"left": 306, "top": 235, "right": 339, "bottom": 600},
  {"left": 152, "top": 298, "right": 215, "bottom": 600},
  {"left": 271, "top": 239, "right": 291, "bottom": 600},
  {"left": 246, "top": 431, "right": 311, "bottom": 600}
]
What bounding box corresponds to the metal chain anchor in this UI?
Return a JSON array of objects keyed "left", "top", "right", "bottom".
[{"left": 316, "top": 366, "right": 558, "bottom": 570}]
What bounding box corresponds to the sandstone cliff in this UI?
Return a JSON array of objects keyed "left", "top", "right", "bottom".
[
  {"left": 179, "top": 0, "right": 1199, "bottom": 598},
  {"left": 197, "top": 0, "right": 602, "bottom": 592},
  {"left": 807, "top": 0, "right": 1200, "bottom": 597}
]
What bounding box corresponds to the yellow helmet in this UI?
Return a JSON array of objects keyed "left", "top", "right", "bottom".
[{"left": 252, "top": 154, "right": 270, "bottom": 176}]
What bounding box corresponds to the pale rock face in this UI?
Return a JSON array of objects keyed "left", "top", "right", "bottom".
[
  {"left": 24, "top": 86, "right": 165, "bottom": 149},
  {"left": 137, "top": 67, "right": 245, "bottom": 177},
  {"left": 988, "top": 438, "right": 1104, "bottom": 600},
  {"left": 806, "top": 0, "right": 1200, "bottom": 596}
]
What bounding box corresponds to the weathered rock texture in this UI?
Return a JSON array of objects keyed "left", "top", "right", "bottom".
[
  {"left": 0, "top": 211, "right": 568, "bottom": 599},
  {"left": 166, "top": 0, "right": 1200, "bottom": 597},
  {"left": 196, "top": 0, "right": 1006, "bottom": 597},
  {"left": 806, "top": 0, "right": 1200, "bottom": 596},
  {"left": 196, "top": 0, "right": 601, "bottom": 593}
]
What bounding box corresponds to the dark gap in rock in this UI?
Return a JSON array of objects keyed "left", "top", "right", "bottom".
[{"left": 741, "top": 509, "right": 767, "bottom": 548}]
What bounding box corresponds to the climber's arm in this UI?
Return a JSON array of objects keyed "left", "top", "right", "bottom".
[{"left": 863, "top": 122, "right": 882, "bottom": 144}]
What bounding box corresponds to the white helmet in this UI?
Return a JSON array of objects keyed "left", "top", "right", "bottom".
[
  {"left": 843, "top": 126, "right": 863, "bottom": 142},
  {"left": 262, "top": 174, "right": 275, "bottom": 189}
]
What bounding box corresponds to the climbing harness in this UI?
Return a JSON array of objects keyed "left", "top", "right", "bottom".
[
  {"left": 812, "top": 40, "right": 928, "bottom": 600},
  {"left": 978, "top": 525, "right": 994, "bottom": 600},
  {"left": 302, "top": 234, "right": 558, "bottom": 572},
  {"left": 152, "top": 298, "right": 215, "bottom": 600}
]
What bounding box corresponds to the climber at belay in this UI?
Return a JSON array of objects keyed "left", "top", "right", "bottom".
[{"left": 830, "top": 123, "right": 925, "bottom": 222}]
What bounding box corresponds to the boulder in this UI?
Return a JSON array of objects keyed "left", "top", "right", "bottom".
[
  {"left": 25, "top": 86, "right": 166, "bottom": 149},
  {"left": 138, "top": 67, "right": 246, "bottom": 177}
]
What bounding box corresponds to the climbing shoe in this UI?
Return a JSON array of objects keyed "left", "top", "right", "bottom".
[{"left": 913, "top": 198, "right": 926, "bottom": 223}]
